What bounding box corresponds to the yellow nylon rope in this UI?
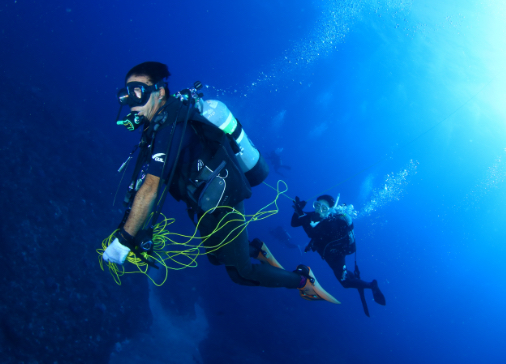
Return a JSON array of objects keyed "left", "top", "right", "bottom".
[{"left": 98, "top": 180, "right": 289, "bottom": 285}]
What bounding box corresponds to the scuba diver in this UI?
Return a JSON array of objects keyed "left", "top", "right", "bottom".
[
  {"left": 265, "top": 148, "right": 291, "bottom": 177},
  {"left": 101, "top": 62, "right": 337, "bottom": 303},
  {"left": 291, "top": 194, "right": 386, "bottom": 316}
]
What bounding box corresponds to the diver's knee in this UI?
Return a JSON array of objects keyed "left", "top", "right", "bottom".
[
  {"left": 339, "top": 279, "right": 353, "bottom": 289},
  {"left": 225, "top": 266, "right": 259, "bottom": 286},
  {"left": 338, "top": 269, "right": 356, "bottom": 289},
  {"left": 207, "top": 253, "right": 221, "bottom": 266},
  {"left": 231, "top": 262, "right": 254, "bottom": 280},
  {"left": 225, "top": 266, "right": 242, "bottom": 284}
]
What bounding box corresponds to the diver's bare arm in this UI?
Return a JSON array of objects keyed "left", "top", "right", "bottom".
[{"left": 123, "top": 174, "right": 160, "bottom": 236}]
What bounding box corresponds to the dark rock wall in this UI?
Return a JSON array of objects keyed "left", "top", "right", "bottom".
[{"left": 0, "top": 79, "right": 151, "bottom": 363}]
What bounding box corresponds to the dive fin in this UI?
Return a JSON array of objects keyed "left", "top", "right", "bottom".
[
  {"left": 358, "top": 288, "right": 370, "bottom": 317},
  {"left": 295, "top": 265, "right": 340, "bottom": 304},
  {"left": 249, "top": 238, "right": 284, "bottom": 269},
  {"left": 371, "top": 280, "right": 386, "bottom": 305}
]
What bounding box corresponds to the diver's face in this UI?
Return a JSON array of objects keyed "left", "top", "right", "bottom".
[
  {"left": 315, "top": 200, "right": 331, "bottom": 219},
  {"left": 126, "top": 75, "right": 165, "bottom": 121}
]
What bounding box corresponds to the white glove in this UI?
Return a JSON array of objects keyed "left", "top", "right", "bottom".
[{"left": 103, "top": 238, "right": 131, "bottom": 264}]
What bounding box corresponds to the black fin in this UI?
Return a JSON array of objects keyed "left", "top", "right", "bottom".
[
  {"left": 371, "top": 280, "right": 386, "bottom": 306},
  {"left": 358, "top": 288, "right": 370, "bottom": 317}
]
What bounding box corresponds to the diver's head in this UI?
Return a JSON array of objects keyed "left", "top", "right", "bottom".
[
  {"left": 314, "top": 194, "right": 335, "bottom": 219},
  {"left": 116, "top": 62, "right": 171, "bottom": 130}
]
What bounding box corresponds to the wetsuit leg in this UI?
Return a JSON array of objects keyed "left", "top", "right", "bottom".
[
  {"left": 325, "top": 254, "right": 371, "bottom": 289},
  {"left": 206, "top": 253, "right": 221, "bottom": 266},
  {"left": 325, "top": 253, "right": 372, "bottom": 316},
  {"left": 198, "top": 202, "right": 301, "bottom": 288}
]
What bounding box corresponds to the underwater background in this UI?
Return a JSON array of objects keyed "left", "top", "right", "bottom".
[{"left": 1, "top": 0, "right": 506, "bottom": 363}]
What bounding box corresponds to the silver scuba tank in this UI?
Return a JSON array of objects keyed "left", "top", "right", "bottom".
[{"left": 198, "top": 99, "right": 269, "bottom": 186}]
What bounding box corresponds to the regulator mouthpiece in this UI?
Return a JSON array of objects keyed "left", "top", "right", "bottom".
[{"left": 117, "top": 111, "right": 146, "bottom": 132}]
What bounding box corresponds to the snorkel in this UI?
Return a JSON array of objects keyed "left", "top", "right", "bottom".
[{"left": 334, "top": 193, "right": 340, "bottom": 207}]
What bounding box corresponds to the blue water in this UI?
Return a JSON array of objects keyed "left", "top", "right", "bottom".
[{"left": 3, "top": 0, "right": 506, "bottom": 363}]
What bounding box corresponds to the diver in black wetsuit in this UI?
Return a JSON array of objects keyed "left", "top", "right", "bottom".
[
  {"left": 266, "top": 148, "right": 291, "bottom": 177},
  {"left": 291, "top": 194, "right": 386, "bottom": 316},
  {"left": 102, "top": 62, "right": 334, "bottom": 302}
]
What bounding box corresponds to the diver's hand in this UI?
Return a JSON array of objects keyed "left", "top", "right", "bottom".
[
  {"left": 103, "top": 238, "right": 131, "bottom": 264},
  {"left": 293, "top": 196, "right": 307, "bottom": 216}
]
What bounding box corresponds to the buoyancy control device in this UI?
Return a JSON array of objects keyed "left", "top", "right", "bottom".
[
  {"left": 197, "top": 99, "right": 269, "bottom": 187},
  {"left": 117, "top": 83, "right": 269, "bottom": 236}
]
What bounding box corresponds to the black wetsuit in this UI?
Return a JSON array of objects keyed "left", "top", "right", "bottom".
[
  {"left": 291, "top": 210, "right": 383, "bottom": 316},
  {"left": 147, "top": 96, "right": 301, "bottom": 289},
  {"left": 291, "top": 211, "right": 366, "bottom": 288},
  {"left": 199, "top": 202, "right": 300, "bottom": 287}
]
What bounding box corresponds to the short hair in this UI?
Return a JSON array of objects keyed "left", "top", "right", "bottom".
[
  {"left": 125, "top": 62, "right": 171, "bottom": 85},
  {"left": 317, "top": 194, "right": 335, "bottom": 207}
]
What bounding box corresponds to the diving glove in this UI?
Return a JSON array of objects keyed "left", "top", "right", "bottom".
[
  {"left": 103, "top": 238, "right": 130, "bottom": 264},
  {"left": 103, "top": 228, "right": 133, "bottom": 264},
  {"left": 293, "top": 196, "right": 307, "bottom": 216}
]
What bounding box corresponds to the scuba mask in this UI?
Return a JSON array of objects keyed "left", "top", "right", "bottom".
[
  {"left": 115, "top": 80, "right": 165, "bottom": 132},
  {"left": 117, "top": 81, "right": 165, "bottom": 107},
  {"left": 313, "top": 201, "right": 330, "bottom": 216},
  {"left": 117, "top": 111, "right": 146, "bottom": 132}
]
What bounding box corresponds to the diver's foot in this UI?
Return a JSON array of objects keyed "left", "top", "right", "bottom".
[
  {"left": 371, "top": 280, "right": 386, "bottom": 305},
  {"left": 294, "top": 265, "right": 340, "bottom": 304},
  {"left": 249, "top": 239, "right": 284, "bottom": 269}
]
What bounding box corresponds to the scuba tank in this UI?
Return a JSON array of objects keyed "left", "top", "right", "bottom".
[{"left": 197, "top": 99, "right": 269, "bottom": 187}]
